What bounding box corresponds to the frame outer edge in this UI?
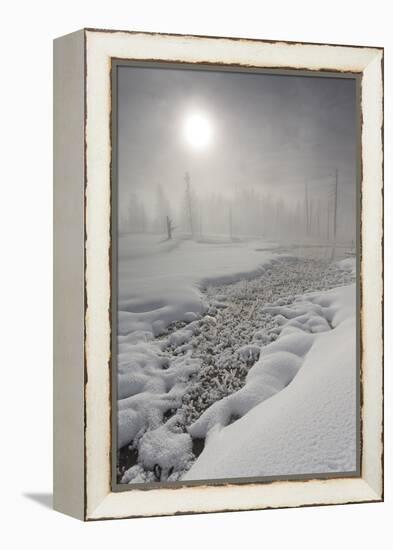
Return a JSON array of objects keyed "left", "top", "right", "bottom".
[
  {"left": 360, "top": 50, "right": 384, "bottom": 499},
  {"left": 53, "top": 29, "right": 86, "bottom": 521}
]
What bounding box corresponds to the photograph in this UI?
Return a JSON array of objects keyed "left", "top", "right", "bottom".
[{"left": 113, "top": 63, "right": 359, "bottom": 485}]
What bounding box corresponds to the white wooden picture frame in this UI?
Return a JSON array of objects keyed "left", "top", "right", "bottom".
[{"left": 53, "top": 28, "right": 383, "bottom": 521}]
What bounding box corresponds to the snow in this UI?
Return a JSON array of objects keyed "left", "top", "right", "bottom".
[
  {"left": 117, "top": 238, "right": 357, "bottom": 484},
  {"left": 138, "top": 423, "right": 193, "bottom": 473},
  {"left": 117, "top": 234, "right": 277, "bottom": 457},
  {"left": 117, "top": 345, "right": 199, "bottom": 448},
  {"left": 236, "top": 344, "right": 261, "bottom": 364},
  {"left": 184, "top": 281, "right": 357, "bottom": 480},
  {"left": 335, "top": 256, "right": 357, "bottom": 276},
  {"left": 117, "top": 234, "right": 276, "bottom": 337}
]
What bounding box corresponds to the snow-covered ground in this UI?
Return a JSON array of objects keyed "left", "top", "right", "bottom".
[
  {"left": 117, "top": 234, "right": 277, "bottom": 337},
  {"left": 116, "top": 234, "right": 357, "bottom": 484}
]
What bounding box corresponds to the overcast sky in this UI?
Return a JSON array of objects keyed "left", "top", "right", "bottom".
[{"left": 117, "top": 65, "right": 357, "bottom": 206}]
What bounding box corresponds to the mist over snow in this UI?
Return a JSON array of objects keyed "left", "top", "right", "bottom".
[{"left": 117, "top": 66, "right": 357, "bottom": 244}]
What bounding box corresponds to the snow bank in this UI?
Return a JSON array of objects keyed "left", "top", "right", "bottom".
[
  {"left": 184, "top": 283, "right": 357, "bottom": 480},
  {"left": 118, "top": 234, "right": 276, "bottom": 337}
]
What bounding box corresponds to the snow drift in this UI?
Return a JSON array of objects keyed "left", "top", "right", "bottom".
[{"left": 184, "top": 282, "right": 357, "bottom": 480}]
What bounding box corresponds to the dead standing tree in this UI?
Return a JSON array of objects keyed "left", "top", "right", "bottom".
[
  {"left": 326, "top": 169, "right": 339, "bottom": 244},
  {"left": 184, "top": 171, "right": 195, "bottom": 238},
  {"left": 333, "top": 168, "right": 339, "bottom": 243},
  {"left": 166, "top": 215, "right": 175, "bottom": 240},
  {"left": 304, "top": 182, "right": 310, "bottom": 237}
]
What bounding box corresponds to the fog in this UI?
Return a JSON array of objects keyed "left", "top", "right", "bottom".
[{"left": 117, "top": 65, "right": 358, "bottom": 243}]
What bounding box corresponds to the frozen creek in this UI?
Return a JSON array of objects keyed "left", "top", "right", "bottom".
[{"left": 118, "top": 255, "right": 355, "bottom": 484}]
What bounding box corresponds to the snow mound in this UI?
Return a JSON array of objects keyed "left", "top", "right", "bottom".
[
  {"left": 236, "top": 344, "right": 261, "bottom": 364},
  {"left": 117, "top": 346, "right": 200, "bottom": 448},
  {"left": 138, "top": 424, "right": 193, "bottom": 476},
  {"left": 184, "top": 283, "right": 357, "bottom": 480}
]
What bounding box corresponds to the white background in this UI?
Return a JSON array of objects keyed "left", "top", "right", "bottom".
[{"left": 0, "top": 0, "right": 391, "bottom": 548}]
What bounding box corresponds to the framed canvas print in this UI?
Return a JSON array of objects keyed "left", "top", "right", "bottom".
[{"left": 53, "top": 29, "right": 384, "bottom": 520}]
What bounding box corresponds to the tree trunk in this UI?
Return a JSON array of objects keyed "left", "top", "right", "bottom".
[
  {"left": 166, "top": 216, "right": 173, "bottom": 240},
  {"left": 333, "top": 169, "right": 338, "bottom": 243},
  {"left": 185, "top": 172, "right": 194, "bottom": 238}
]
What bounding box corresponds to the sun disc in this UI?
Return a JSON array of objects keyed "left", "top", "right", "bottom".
[{"left": 184, "top": 113, "right": 212, "bottom": 150}]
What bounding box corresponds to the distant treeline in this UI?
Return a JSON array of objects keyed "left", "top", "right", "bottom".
[{"left": 119, "top": 173, "right": 356, "bottom": 243}]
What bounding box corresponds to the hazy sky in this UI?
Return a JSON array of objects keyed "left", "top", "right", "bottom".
[{"left": 117, "top": 65, "right": 357, "bottom": 206}]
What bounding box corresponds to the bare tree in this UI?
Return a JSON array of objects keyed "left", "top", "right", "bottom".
[
  {"left": 184, "top": 172, "right": 195, "bottom": 238},
  {"left": 333, "top": 168, "right": 339, "bottom": 243},
  {"left": 229, "top": 207, "right": 233, "bottom": 241},
  {"left": 326, "top": 198, "right": 330, "bottom": 241},
  {"left": 128, "top": 193, "right": 149, "bottom": 234},
  {"left": 140, "top": 203, "right": 147, "bottom": 233},
  {"left": 309, "top": 198, "right": 314, "bottom": 238},
  {"left": 315, "top": 199, "right": 322, "bottom": 239},
  {"left": 154, "top": 184, "right": 171, "bottom": 234},
  {"left": 166, "top": 215, "right": 175, "bottom": 240},
  {"left": 304, "top": 183, "right": 310, "bottom": 236}
]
